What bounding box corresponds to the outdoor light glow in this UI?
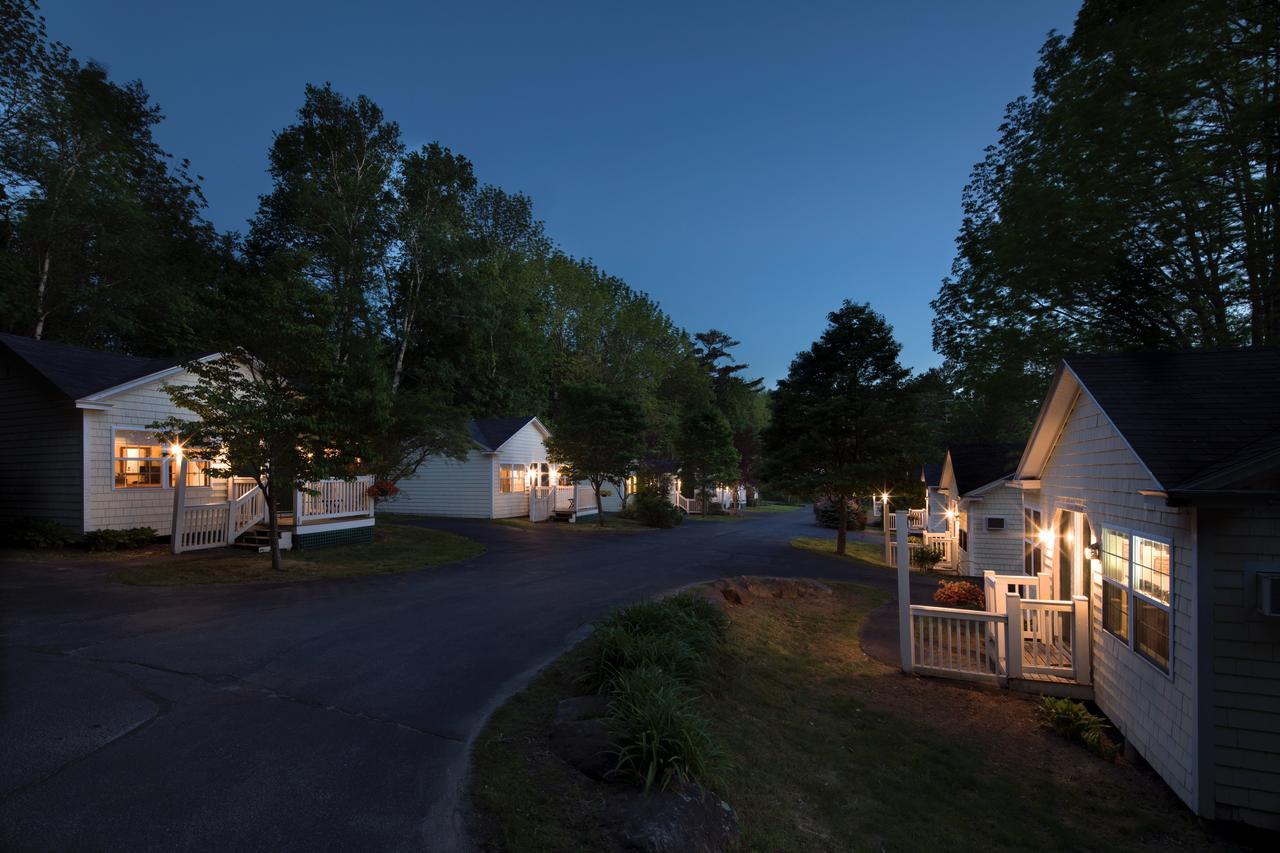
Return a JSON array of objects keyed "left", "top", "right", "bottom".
[
  {"left": 1037, "top": 527, "right": 1053, "bottom": 546},
  {"left": 169, "top": 441, "right": 184, "bottom": 459},
  {"left": 1066, "top": 530, "right": 1076, "bottom": 545},
  {"left": 944, "top": 508, "right": 957, "bottom": 520},
  {"left": 881, "top": 492, "right": 890, "bottom": 504}
]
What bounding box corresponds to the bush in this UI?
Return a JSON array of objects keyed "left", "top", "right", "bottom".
[
  {"left": 366, "top": 480, "right": 400, "bottom": 500},
  {"left": 812, "top": 497, "right": 867, "bottom": 530},
  {"left": 629, "top": 491, "right": 684, "bottom": 528},
  {"left": 607, "top": 665, "right": 724, "bottom": 792},
  {"left": 84, "top": 527, "right": 157, "bottom": 552},
  {"left": 1036, "top": 697, "right": 1118, "bottom": 760},
  {"left": 933, "top": 579, "right": 985, "bottom": 608},
  {"left": 911, "top": 544, "right": 947, "bottom": 571},
  {"left": 4, "top": 517, "right": 73, "bottom": 549},
  {"left": 584, "top": 595, "right": 728, "bottom": 691},
  {"left": 606, "top": 596, "right": 726, "bottom": 655}
]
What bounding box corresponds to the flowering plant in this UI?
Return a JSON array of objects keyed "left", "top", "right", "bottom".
[
  {"left": 366, "top": 480, "right": 400, "bottom": 500},
  {"left": 933, "top": 580, "right": 985, "bottom": 609}
]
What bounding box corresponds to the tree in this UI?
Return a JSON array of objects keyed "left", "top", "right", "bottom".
[
  {"left": 692, "top": 328, "right": 766, "bottom": 488},
  {"left": 761, "top": 301, "right": 916, "bottom": 555},
  {"left": 545, "top": 382, "right": 646, "bottom": 526},
  {"left": 674, "top": 407, "right": 739, "bottom": 512},
  {"left": 934, "top": 0, "right": 1278, "bottom": 431},
  {"left": 152, "top": 352, "right": 357, "bottom": 572}
]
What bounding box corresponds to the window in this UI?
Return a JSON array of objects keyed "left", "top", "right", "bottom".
[
  {"left": 958, "top": 528, "right": 968, "bottom": 552},
  {"left": 985, "top": 517, "right": 1006, "bottom": 532},
  {"left": 1023, "top": 507, "right": 1043, "bottom": 575},
  {"left": 168, "top": 453, "right": 211, "bottom": 488},
  {"left": 558, "top": 470, "right": 573, "bottom": 487},
  {"left": 113, "top": 429, "right": 165, "bottom": 488},
  {"left": 1101, "top": 526, "right": 1172, "bottom": 672},
  {"left": 499, "top": 463, "right": 526, "bottom": 494}
]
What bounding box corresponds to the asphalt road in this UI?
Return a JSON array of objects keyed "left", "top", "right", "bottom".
[{"left": 0, "top": 509, "right": 933, "bottom": 852}]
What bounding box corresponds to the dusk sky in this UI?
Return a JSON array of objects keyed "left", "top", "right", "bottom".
[{"left": 44, "top": 0, "right": 1081, "bottom": 385}]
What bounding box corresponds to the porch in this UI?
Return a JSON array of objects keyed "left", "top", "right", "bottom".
[
  {"left": 884, "top": 506, "right": 957, "bottom": 570},
  {"left": 172, "top": 472, "right": 376, "bottom": 553},
  {"left": 890, "top": 511, "right": 1092, "bottom": 699},
  {"left": 528, "top": 483, "right": 600, "bottom": 523}
]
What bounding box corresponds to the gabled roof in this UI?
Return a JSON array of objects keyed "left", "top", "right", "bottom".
[
  {"left": 948, "top": 443, "right": 1023, "bottom": 496},
  {"left": 918, "top": 462, "right": 943, "bottom": 489},
  {"left": 1017, "top": 348, "right": 1280, "bottom": 495},
  {"left": 0, "top": 333, "right": 191, "bottom": 401},
  {"left": 468, "top": 416, "right": 546, "bottom": 452}
]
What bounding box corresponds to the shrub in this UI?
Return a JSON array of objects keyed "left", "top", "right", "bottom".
[
  {"left": 605, "top": 596, "right": 726, "bottom": 655},
  {"left": 366, "top": 480, "right": 400, "bottom": 500},
  {"left": 812, "top": 497, "right": 867, "bottom": 530},
  {"left": 83, "top": 527, "right": 157, "bottom": 552},
  {"left": 933, "top": 580, "right": 985, "bottom": 609},
  {"left": 1036, "top": 697, "right": 1118, "bottom": 760},
  {"left": 4, "top": 518, "right": 73, "bottom": 549},
  {"left": 607, "top": 665, "right": 724, "bottom": 792},
  {"left": 629, "top": 491, "right": 683, "bottom": 528},
  {"left": 584, "top": 626, "right": 704, "bottom": 692},
  {"left": 910, "top": 543, "right": 947, "bottom": 571}
]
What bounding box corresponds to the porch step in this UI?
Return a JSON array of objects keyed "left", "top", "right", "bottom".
[
  {"left": 233, "top": 524, "right": 290, "bottom": 553},
  {"left": 1009, "top": 677, "right": 1094, "bottom": 701}
]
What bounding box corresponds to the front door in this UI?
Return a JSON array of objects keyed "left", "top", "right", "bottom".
[{"left": 1054, "top": 509, "right": 1092, "bottom": 643}]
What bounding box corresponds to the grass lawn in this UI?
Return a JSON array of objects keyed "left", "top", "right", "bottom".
[
  {"left": 470, "top": 584, "right": 1231, "bottom": 852},
  {"left": 791, "top": 534, "right": 890, "bottom": 567},
  {"left": 683, "top": 512, "right": 746, "bottom": 522},
  {"left": 3, "top": 521, "right": 484, "bottom": 586},
  {"left": 743, "top": 502, "right": 805, "bottom": 514}
]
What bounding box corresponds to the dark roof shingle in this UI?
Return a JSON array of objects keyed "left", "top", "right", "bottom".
[
  {"left": 949, "top": 443, "right": 1023, "bottom": 495},
  {"left": 1065, "top": 348, "right": 1280, "bottom": 490},
  {"left": 468, "top": 416, "right": 538, "bottom": 452},
  {"left": 0, "top": 333, "right": 186, "bottom": 400}
]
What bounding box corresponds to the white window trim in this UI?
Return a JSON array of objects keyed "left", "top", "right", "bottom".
[
  {"left": 985, "top": 516, "right": 1007, "bottom": 532},
  {"left": 1023, "top": 506, "right": 1044, "bottom": 576},
  {"left": 1100, "top": 523, "right": 1174, "bottom": 678},
  {"left": 110, "top": 426, "right": 171, "bottom": 492}
]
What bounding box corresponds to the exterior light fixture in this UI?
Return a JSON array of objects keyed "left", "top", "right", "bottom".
[{"left": 1037, "top": 527, "right": 1053, "bottom": 546}]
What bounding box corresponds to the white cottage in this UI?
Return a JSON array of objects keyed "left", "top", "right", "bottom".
[
  {"left": 388, "top": 416, "right": 625, "bottom": 521},
  {"left": 1011, "top": 349, "right": 1280, "bottom": 830},
  {"left": 0, "top": 334, "right": 374, "bottom": 550}
]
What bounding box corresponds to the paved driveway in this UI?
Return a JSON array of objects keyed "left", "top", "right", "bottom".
[{"left": 0, "top": 510, "right": 932, "bottom": 852}]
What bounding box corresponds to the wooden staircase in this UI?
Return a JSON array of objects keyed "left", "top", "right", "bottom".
[{"left": 233, "top": 523, "right": 291, "bottom": 553}]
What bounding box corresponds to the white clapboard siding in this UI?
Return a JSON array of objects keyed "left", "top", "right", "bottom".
[
  {"left": 492, "top": 422, "right": 551, "bottom": 518},
  {"left": 387, "top": 449, "right": 495, "bottom": 518},
  {"left": 84, "top": 371, "right": 213, "bottom": 536},
  {"left": 1034, "top": 391, "right": 1199, "bottom": 812},
  {"left": 963, "top": 483, "right": 1026, "bottom": 576}
]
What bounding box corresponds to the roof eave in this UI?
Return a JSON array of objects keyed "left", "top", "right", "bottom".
[{"left": 75, "top": 352, "right": 221, "bottom": 406}]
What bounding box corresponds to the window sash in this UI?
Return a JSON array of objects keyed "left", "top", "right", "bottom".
[
  {"left": 499, "top": 464, "right": 526, "bottom": 494},
  {"left": 1100, "top": 525, "right": 1171, "bottom": 673},
  {"left": 113, "top": 430, "right": 166, "bottom": 488}
]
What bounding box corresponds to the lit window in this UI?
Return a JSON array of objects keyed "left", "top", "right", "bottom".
[
  {"left": 167, "top": 451, "right": 211, "bottom": 488},
  {"left": 558, "top": 470, "right": 573, "bottom": 487},
  {"left": 113, "top": 429, "right": 164, "bottom": 488},
  {"left": 1101, "top": 526, "right": 1172, "bottom": 672},
  {"left": 1023, "top": 507, "right": 1043, "bottom": 575},
  {"left": 499, "top": 464, "right": 526, "bottom": 494}
]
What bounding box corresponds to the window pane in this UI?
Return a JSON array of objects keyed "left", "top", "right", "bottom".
[
  {"left": 1133, "top": 536, "right": 1171, "bottom": 605},
  {"left": 1134, "top": 598, "right": 1170, "bottom": 670},
  {"left": 1101, "top": 528, "right": 1129, "bottom": 585},
  {"left": 1102, "top": 581, "right": 1129, "bottom": 641}
]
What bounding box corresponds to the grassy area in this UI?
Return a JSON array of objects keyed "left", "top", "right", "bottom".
[
  {"left": 791, "top": 534, "right": 889, "bottom": 567},
  {"left": 743, "top": 502, "right": 804, "bottom": 514},
  {"left": 491, "top": 516, "right": 653, "bottom": 533},
  {"left": 4, "top": 521, "right": 485, "bottom": 586},
  {"left": 683, "top": 512, "right": 745, "bottom": 523},
  {"left": 470, "top": 585, "right": 1232, "bottom": 852}
]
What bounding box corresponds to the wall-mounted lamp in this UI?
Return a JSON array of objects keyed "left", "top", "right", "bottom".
[
  {"left": 1037, "top": 528, "right": 1053, "bottom": 546},
  {"left": 1086, "top": 543, "right": 1101, "bottom": 561}
]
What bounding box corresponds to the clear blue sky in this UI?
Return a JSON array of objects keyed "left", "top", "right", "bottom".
[{"left": 43, "top": 0, "right": 1080, "bottom": 385}]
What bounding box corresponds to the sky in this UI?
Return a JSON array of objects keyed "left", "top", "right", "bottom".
[{"left": 42, "top": 0, "right": 1081, "bottom": 386}]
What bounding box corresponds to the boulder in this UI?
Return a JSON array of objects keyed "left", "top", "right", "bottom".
[
  {"left": 712, "top": 578, "right": 750, "bottom": 606},
  {"left": 605, "top": 782, "right": 740, "bottom": 853},
  {"left": 693, "top": 584, "right": 730, "bottom": 611},
  {"left": 550, "top": 717, "right": 618, "bottom": 781},
  {"left": 554, "top": 695, "right": 610, "bottom": 725}
]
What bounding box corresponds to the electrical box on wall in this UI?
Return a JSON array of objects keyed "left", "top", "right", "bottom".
[{"left": 1259, "top": 573, "right": 1280, "bottom": 617}]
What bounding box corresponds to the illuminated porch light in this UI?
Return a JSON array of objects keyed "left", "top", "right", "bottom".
[
  {"left": 1037, "top": 527, "right": 1053, "bottom": 546},
  {"left": 169, "top": 441, "right": 184, "bottom": 460}
]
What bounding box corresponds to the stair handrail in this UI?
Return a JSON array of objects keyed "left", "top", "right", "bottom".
[{"left": 230, "top": 484, "right": 265, "bottom": 540}]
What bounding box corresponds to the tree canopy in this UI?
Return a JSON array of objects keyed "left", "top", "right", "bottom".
[{"left": 544, "top": 382, "right": 647, "bottom": 526}]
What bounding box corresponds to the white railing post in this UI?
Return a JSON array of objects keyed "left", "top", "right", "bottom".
[
  {"left": 171, "top": 455, "right": 189, "bottom": 554},
  {"left": 1005, "top": 593, "right": 1023, "bottom": 679},
  {"left": 295, "top": 486, "right": 305, "bottom": 524},
  {"left": 896, "top": 511, "right": 912, "bottom": 673},
  {"left": 224, "top": 496, "right": 235, "bottom": 546},
  {"left": 1072, "top": 594, "right": 1091, "bottom": 684},
  {"left": 883, "top": 500, "right": 892, "bottom": 564}
]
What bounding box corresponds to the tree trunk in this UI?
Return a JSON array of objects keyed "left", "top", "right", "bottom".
[
  {"left": 267, "top": 490, "right": 283, "bottom": 572},
  {"left": 595, "top": 483, "right": 605, "bottom": 527},
  {"left": 33, "top": 248, "right": 51, "bottom": 340},
  {"left": 836, "top": 493, "right": 848, "bottom": 556}
]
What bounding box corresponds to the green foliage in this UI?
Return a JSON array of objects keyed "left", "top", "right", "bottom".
[
  {"left": 607, "top": 665, "right": 725, "bottom": 792},
  {"left": 675, "top": 406, "right": 740, "bottom": 504},
  {"left": 813, "top": 498, "right": 867, "bottom": 531},
  {"left": 934, "top": 0, "right": 1279, "bottom": 435},
  {"left": 911, "top": 544, "right": 946, "bottom": 571},
  {"left": 546, "top": 381, "right": 647, "bottom": 525},
  {"left": 3, "top": 517, "right": 72, "bottom": 548},
  {"left": 1036, "top": 697, "right": 1118, "bottom": 760},
  {"left": 83, "top": 526, "right": 156, "bottom": 552},
  {"left": 626, "top": 490, "right": 684, "bottom": 529},
  {"left": 585, "top": 626, "right": 705, "bottom": 693}
]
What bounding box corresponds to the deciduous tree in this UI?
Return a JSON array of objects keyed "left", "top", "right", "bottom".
[{"left": 545, "top": 382, "right": 646, "bottom": 526}]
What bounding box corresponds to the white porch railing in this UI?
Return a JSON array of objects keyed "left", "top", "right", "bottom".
[
  {"left": 893, "top": 512, "right": 1091, "bottom": 692},
  {"left": 530, "top": 487, "right": 554, "bottom": 522},
  {"left": 296, "top": 475, "right": 375, "bottom": 522},
  {"left": 675, "top": 494, "right": 704, "bottom": 515},
  {"left": 173, "top": 477, "right": 266, "bottom": 554}
]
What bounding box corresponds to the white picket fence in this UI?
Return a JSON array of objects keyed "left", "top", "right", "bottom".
[
  {"left": 296, "top": 475, "right": 374, "bottom": 522},
  {"left": 893, "top": 511, "right": 1091, "bottom": 689}
]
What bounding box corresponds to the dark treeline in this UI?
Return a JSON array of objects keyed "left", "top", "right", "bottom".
[
  {"left": 932, "top": 0, "right": 1279, "bottom": 443},
  {"left": 0, "top": 0, "right": 765, "bottom": 485}
]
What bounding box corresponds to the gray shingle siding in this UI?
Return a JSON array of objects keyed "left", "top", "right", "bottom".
[{"left": 0, "top": 355, "right": 83, "bottom": 534}]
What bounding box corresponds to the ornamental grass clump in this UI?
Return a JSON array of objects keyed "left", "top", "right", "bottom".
[
  {"left": 607, "top": 665, "right": 724, "bottom": 792},
  {"left": 1036, "top": 697, "right": 1118, "bottom": 760},
  {"left": 580, "top": 594, "right": 729, "bottom": 791}
]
